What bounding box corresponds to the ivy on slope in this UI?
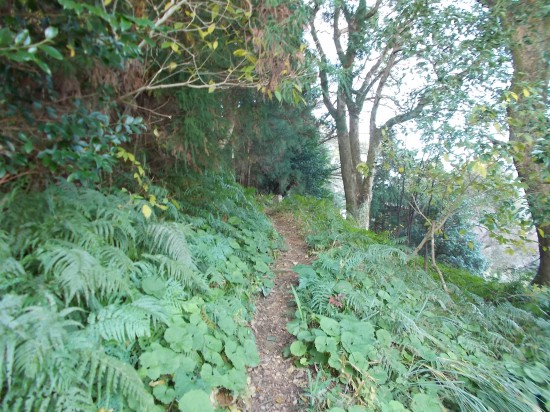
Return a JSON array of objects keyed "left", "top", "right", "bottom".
[
  {"left": 0, "top": 176, "right": 279, "bottom": 411},
  {"left": 281, "top": 196, "right": 550, "bottom": 412}
]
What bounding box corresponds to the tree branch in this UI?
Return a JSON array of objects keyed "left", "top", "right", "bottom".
[
  {"left": 310, "top": 12, "right": 337, "bottom": 117},
  {"left": 370, "top": 50, "right": 399, "bottom": 133},
  {"left": 138, "top": 0, "right": 190, "bottom": 49},
  {"left": 333, "top": 6, "right": 346, "bottom": 65}
]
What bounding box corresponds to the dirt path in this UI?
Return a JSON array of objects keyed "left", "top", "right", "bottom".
[{"left": 247, "top": 213, "right": 312, "bottom": 412}]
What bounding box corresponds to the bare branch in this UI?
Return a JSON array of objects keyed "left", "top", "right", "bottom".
[{"left": 138, "top": 0, "right": 190, "bottom": 49}]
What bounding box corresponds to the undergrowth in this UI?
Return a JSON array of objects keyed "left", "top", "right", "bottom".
[
  {"left": 280, "top": 195, "right": 550, "bottom": 412},
  {"left": 0, "top": 175, "right": 279, "bottom": 411}
]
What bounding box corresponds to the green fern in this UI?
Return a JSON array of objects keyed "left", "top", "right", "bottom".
[
  {"left": 145, "top": 222, "right": 194, "bottom": 265},
  {"left": 285, "top": 195, "right": 550, "bottom": 412}
]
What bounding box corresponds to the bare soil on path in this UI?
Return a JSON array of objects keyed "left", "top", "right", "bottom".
[{"left": 247, "top": 213, "right": 313, "bottom": 412}]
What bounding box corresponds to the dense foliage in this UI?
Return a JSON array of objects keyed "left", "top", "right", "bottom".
[
  {"left": 0, "top": 0, "right": 308, "bottom": 185},
  {"left": 280, "top": 196, "right": 549, "bottom": 412},
  {"left": 0, "top": 176, "right": 280, "bottom": 411},
  {"left": 0, "top": 0, "right": 548, "bottom": 410},
  {"left": 231, "top": 90, "right": 334, "bottom": 197},
  {"left": 370, "top": 147, "right": 488, "bottom": 275}
]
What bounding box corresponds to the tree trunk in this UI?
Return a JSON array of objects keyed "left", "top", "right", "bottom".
[
  {"left": 500, "top": 0, "right": 550, "bottom": 285},
  {"left": 335, "top": 104, "right": 358, "bottom": 217},
  {"left": 532, "top": 225, "right": 550, "bottom": 285},
  {"left": 358, "top": 127, "right": 383, "bottom": 228},
  {"left": 395, "top": 170, "right": 406, "bottom": 238},
  {"left": 349, "top": 111, "right": 363, "bottom": 202}
]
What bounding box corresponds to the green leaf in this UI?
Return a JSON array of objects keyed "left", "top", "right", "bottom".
[
  {"left": 202, "top": 348, "right": 224, "bottom": 366},
  {"left": 314, "top": 336, "right": 338, "bottom": 355},
  {"left": 0, "top": 28, "right": 13, "bottom": 47},
  {"left": 523, "top": 363, "right": 549, "bottom": 384},
  {"left": 381, "top": 401, "right": 410, "bottom": 412},
  {"left": 140, "top": 343, "right": 185, "bottom": 380},
  {"left": 119, "top": 17, "right": 132, "bottom": 31},
  {"left": 44, "top": 26, "right": 59, "bottom": 40},
  {"left": 319, "top": 316, "right": 340, "bottom": 337},
  {"left": 142, "top": 204, "right": 152, "bottom": 219},
  {"left": 341, "top": 319, "right": 374, "bottom": 354},
  {"left": 218, "top": 315, "right": 236, "bottom": 335},
  {"left": 14, "top": 29, "right": 30, "bottom": 46},
  {"left": 204, "top": 335, "right": 223, "bottom": 352},
  {"left": 254, "top": 260, "right": 270, "bottom": 273},
  {"left": 40, "top": 45, "right": 63, "bottom": 60},
  {"left": 410, "top": 393, "right": 442, "bottom": 412},
  {"left": 290, "top": 340, "right": 307, "bottom": 357},
  {"left": 141, "top": 277, "right": 165, "bottom": 297},
  {"left": 348, "top": 352, "right": 368, "bottom": 371},
  {"left": 178, "top": 389, "right": 213, "bottom": 412},
  {"left": 376, "top": 329, "right": 392, "bottom": 347},
  {"left": 471, "top": 161, "right": 487, "bottom": 178},
  {"left": 34, "top": 59, "right": 52, "bottom": 76},
  {"left": 153, "top": 384, "right": 176, "bottom": 404},
  {"left": 370, "top": 365, "right": 388, "bottom": 384}
]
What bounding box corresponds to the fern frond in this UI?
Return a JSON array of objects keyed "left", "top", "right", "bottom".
[
  {"left": 161, "top": 278, "right": 190, "bottom": 312},
  {"left": 86, "top": 295, "right": 170, "bottom": 343},
  {"left": 143, "top": 253, "right": 207, "bottom": 292},
  {"left": 344, "top": 289, "right": 375, "bottom": 317},
  {"left": 310, "top": 280, "right": 337, "bottom": 316},
  {"left": 87, "top": 304, "right": 151, "bottom": 343},
  {"left": 80, "top": 349, "right": 155, "bottom": 411},
  {"left": 145, "top": 223, "right": 194, "bottom": 265},
  {"left": 40, "top": 244, "right": 118, "bottom": 303},
  {"left": 0, "top": 294, "right": 80, "bottom": 392},
  {"left": 98, "top": 245, "right": 135, "bottom": 274}
]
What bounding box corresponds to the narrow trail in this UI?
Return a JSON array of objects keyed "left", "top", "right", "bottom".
[{"left": 247, "top": 213, "right": 313, "bottom": 412}]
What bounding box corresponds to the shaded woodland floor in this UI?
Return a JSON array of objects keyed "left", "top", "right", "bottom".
[{"left": 247, "top": 214, "right": 313, "bottom": 411}]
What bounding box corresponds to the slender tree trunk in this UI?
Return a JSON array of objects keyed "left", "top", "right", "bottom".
[
  {"left": 431, "top": 227, "right": 449, "bottom": 294},
  {"left": 395, "top": 171, "right": 406, "bottom": 238},
  {"left": 407, "top": 206, "right": 415, "bottom": 246},
  {"left": 349, "top": 111, "right": 363, "bottom": 202},
  {"left": 532, "top": 225, "right": 550, "bottom": 285},
  {"left": 335, "top": 102, "right": 358, "bottom": 217},
  {"left": 499, "top": 0, "right": 550, "bottom": 285},
  {"left": 423, "top": 243, "right": 429, "bottom": 272},
  {"left": 358, "top": 127, "right": 383, "bottom": 228}
]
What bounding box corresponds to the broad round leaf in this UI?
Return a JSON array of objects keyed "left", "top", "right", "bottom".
[
  {"left": 178, "top": 389, "right": 213, "bottom": 412},
  {"left": 290, "top": 340, "right": 307, "bottom": 357}
]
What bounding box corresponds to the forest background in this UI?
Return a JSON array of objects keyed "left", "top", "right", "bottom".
[{"left": 0, "top": 0, "right": 548, "bottom": 410}]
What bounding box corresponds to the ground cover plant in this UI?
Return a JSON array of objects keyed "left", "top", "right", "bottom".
[
  {"left": 0, "top": 176, "right": 279, "bottom": 411},
  {"left": 282, "top": 196, "right": 550, "bottom": 412}
]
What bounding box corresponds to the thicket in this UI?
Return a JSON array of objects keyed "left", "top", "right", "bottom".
[
  {"left": 0, "top": 0, "right": 313, "bottom": 187},
  {"left": 230, "top": 89, "right": 334, "bottom": 198},
  {"left": 0, "top": 176, "right": 280, "bottom": 411},
  {"left": 280, "top": 196, "right": 550, "bottom": 412},
  {"left": 370, "top": 149, "right": 488, "bottom": 276}
]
